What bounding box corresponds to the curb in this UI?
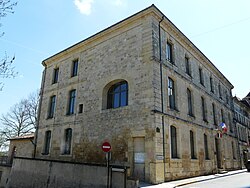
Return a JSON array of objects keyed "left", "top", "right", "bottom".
[{"left": 173, "top": 169, "right": 247, "bottom": 187}]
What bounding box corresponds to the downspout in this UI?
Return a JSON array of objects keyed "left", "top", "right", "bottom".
[
  {"left": 159, "top": 15, "right": 165, "bottom": 179},
  {"left": 33, "top": 63, "right": 47, "bottom": 158}
]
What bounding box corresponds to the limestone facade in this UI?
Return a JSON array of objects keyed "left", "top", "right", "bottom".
[
  {"left": 233, "top": 96, "right": 250, "bottom": 167},
  {"left": 35, "top": 5, "right": 244, "bottom": 184},
  {"left": 8, "top": 133, "right": 35, "bottom": 160}
]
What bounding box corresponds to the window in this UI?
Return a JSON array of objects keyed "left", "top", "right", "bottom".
[
  {"left": 199, "top": 68, "right": 204, "bottom": 86},
  {"left": 71, "top": 59, "right": 78, "bottom": 77},
  {"left": 107, "top": 81, "right": 128, "bottom": 109},
  {"left": 185, "top": 57, "right": 191, "bottom": 76},
  {"left": 228, "top": 112, "right": 233, "bottom": 133},
  {"left": 78, "top": 104, "right": 83, "bottom": 114},
  {"left": 204, "top": 134, "right": 209, "bottom": 160},
  {"left": 201, "top": 97, "right": 207, "bottom": 122},
  {"left": 168, "top": 77, "right": 176, "bottom": 110},
  {"left": 43, "top": 130, "right": 51, "bottom": 155},
  {"left": 226, "top": 92, "right": 229, "bottom": 104},
  {"left": 218, "top": 84, "right": 222, "bottom": 99},
  {"left": 190, "top": 130, "right": 196, "bottom": 159},
  {"left": 48, "top": 95, "right": 56, "bottom": 118},
  {"left": 210, "top": 76, "right": 214, "bottom": 93},
  {"left": 166, "top": 42, "right": 173, "bottom": 63},
  {"left": 52, "top": 68, "right": 59, "bottom": 84},
  {"left": 221, "top": 109, "right": 225, "bottom": 123},
  {"left": 63, "top": 128, "right": 72, "bottom": 155},
  {"left": 170, "top": 126, "right": 178, "bottom": 158},
  {"left": 68, "top": 90, "right": 76, "bottom": 115},
  {"left": 187, "top": 88, "right": 194, "bottom": 116},
  {"left": 212, "top": 103, "right": 217, "bottom": 125}
]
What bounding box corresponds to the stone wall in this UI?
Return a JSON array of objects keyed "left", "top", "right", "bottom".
[
  {"left": 7, "top": 157, "right": 136, "bottom": 188},
  {"left": 0, "top": 165, "right": 11, "bottom": 188}
]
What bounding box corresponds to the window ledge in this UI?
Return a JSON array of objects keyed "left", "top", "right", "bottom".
[
  {"left": 101, "top": 105, "right": 129, "bottom": 113},
  {"left": 41, "top": 153, "right": 50, "bottom": 156},
  {"left": 170, "top": 158, "right": 182, "bottom": 161},
  {"left": 203, "top": 119, "right": 209, "bottom": 123},
  {"left": 188, "top": 114, "right": 195, "bottom": 119},
  {"left": 66, "top": 113, "right": 75, "bottom": 116},
  {"left": 60, "top": 154, "right": 72, "bottom": 157}
]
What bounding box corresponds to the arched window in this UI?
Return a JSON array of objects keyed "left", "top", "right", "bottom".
[{"left": 107, "top": 81, "right": 128, "bottom": 109}]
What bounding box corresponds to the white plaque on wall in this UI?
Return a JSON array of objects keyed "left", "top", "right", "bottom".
[{"left": 134, "top": 152, "right": 145, "bottom": 163}]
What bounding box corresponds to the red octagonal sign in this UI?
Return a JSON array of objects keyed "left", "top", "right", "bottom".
[{"left": 102, "top": 142, "right": 111, "bottom": 152}]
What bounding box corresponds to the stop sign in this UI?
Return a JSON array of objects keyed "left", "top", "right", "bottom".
[{"left": 102, "top": 142, "right": 111, "bottom": 152}]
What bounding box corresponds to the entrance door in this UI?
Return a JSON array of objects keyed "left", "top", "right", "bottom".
[
  {"left": 133, "top": 137, "right": 145, "bottom": 181},
  {"left": 215, "top": 138, "right": 222, "bottom": 168}
]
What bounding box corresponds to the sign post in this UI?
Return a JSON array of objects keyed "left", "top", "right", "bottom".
[{"left": 102, "top": 142, "right": 111, "bottom": 188}]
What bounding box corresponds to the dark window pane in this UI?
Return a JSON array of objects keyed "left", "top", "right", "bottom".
[
  {"left": 71, "top": 60, "right": 78, "bottom": 77},
  {"left": 190, "top": 131, "right": 195, "bottom": 159},
  {"left": 210, "top": 77, "right": 214, "bottom": 93},
  {"left": 187, "top": 89, "right": 193, "bottom": 116},
  {"left": 114, "top": 85, "right": 120, "bottom": 93},
  {"left": 48, "top": 95, "right": 56, "bottom": 118},
  {"left": 166, "top": 42, "right": 173, "bottom": 63},
  {"left": 78, "top": 104, "right": 83, "bottom": 113},
  {"left": 107, "top": 81, "right": 128, "bottom": 109},
  {"left": 44, "top": 131, "right": 51, "bottom": 155},
  {"left": 171, "top": 126, "right": 177, "bottom": 158},
  {"left": 199, "top": 68, "right": 204, "bottom": 85},
  {"left": 185, "top": 57, "right": 190, "bottom": 76},
  {"left": 120, "top": 83, "right": 127, "bottom": 91},
  {"left": 120, "top": 91, "right": 127, "bottom": 106},
  {"left": 68, "top": 90, "right": 76, "bottom": 114},
  {"left": 168, "top": 78, "right": 175, "bottom": 110},
  {"left": 53, "top": 68, "right": 59, "bottom": 84},
  {"left": 113, "top": 93, "right": 120, "bottom": 108},
  {"left": 204, "top": 134, "right": 209, "bottom": 159},
  {"left": 64, "top": 128, "right": 72, "bottom": 155}
]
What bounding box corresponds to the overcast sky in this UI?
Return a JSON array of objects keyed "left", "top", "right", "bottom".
[{"left": 0, "top": 0, "right": 249, "bottom": 116}]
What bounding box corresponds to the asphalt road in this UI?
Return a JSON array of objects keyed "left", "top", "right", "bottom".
[{"left": 178, "top": 172, "right": 250, "bottom": 188}]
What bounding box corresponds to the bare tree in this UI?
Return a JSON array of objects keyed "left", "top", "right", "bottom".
[
  {"left": 0, "top": 90, "right": 39, "bottom": 140},
  {"left": 23, "top": 90, "right": 39, "bottom": 129},
  {"left": 0, "top": 0, "right": 18, "bottom": 90}
]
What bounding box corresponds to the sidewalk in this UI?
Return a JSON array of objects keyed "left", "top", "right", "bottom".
[{"left": 140, "top": 169, "right": 247, "bottom": 188}]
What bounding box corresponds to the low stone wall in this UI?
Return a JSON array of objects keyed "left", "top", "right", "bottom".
[
  {"left": 0, "top": 165, "right": 12, "bottom": 188},
  {"left": 7, "top": 157, "right": 136, "bottom": 188}
]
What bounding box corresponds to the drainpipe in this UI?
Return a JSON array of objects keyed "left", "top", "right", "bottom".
[
  {"left": 159, "top": 15, "right": 165, "bottom": 180},
  {"left": 33, "top": 63, "right": 47, "bottom": 158}
]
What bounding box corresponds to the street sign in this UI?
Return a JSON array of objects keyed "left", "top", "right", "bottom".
[{"left": 102, "top": 142, "right": 111, "bottom": 152}]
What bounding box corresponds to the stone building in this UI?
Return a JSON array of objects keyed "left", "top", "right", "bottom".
[
  {"left": 35, "top": 4, "right": 241, "bottom": 184},
  {"left": 233, "top": 94, "right": 250, "bottom": 167},
  {"left": 8, "top": 133, "right": 35, "bottom": 160},
  {"left": 0, "top": 134, "right": 34, "bottom": 188}
]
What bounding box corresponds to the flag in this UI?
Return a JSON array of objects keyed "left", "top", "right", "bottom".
[{"left": 220, "top": 122, "right": 227, "bottom": 133}]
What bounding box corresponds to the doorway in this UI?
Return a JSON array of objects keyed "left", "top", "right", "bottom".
[
  {"left": 133, "top": 137, "right": 145, "bottom": 181},
  {"left": 215, "top": 138, "right": 222, "bottom": 169}
]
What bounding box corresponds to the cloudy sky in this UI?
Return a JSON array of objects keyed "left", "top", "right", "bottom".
[{"left": 0, "top": 0, "right": 249, "bottom": 116}]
